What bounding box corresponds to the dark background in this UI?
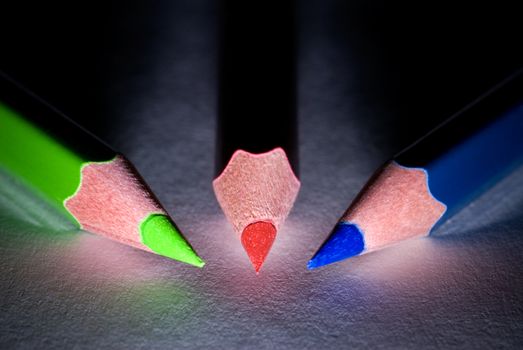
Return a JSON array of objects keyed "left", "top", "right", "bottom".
[
  {"left": 1, "top": 1, "right": 521, "bottom": 154},
  {"left": 1, "top": 1, "right": 522, "bottom": 348}
]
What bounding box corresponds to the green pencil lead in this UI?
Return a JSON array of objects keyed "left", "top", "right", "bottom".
[{"left": 140, "top": 214, "right": 205, "bottom": 268}]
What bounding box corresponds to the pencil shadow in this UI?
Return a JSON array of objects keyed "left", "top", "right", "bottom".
[
  {"left": 0, "top": 168, "right": 76, "bottom": 233},
  {"left": 433, "top": 164, "right": 523, "bottom": 238},
  {"left": 433, "top": 216, "right": 523, "bottom": 244}
]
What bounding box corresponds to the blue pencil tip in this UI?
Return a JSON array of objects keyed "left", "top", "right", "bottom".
[{"left": 307, "top": 223, "right": 365, "bottom": 269}]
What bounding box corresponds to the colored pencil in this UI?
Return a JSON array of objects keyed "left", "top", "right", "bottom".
[
  {"left": 0, "top": 73, "right": 204, "bottom": 267},
  {"left": 213, "top": 0, "right": 300, "bottom": 272},
  {"left": 308, "top": 70, "right": 523, "bottom": 269}
]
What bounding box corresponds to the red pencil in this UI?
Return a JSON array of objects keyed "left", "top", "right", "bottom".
[
  {"left": 214, "top": 0, "right": 299, "bottom": 272},
  {"left": 213, "top": 148, "right": 300, "bottom": 272}
]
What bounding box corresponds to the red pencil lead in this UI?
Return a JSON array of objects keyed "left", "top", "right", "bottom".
[{"left": 241, "top": 221, "right": 277, "bottom": 273}]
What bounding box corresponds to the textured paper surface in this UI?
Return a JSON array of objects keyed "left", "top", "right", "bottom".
[{"left": 1, "top": 1, "right": 523, "bottom": 349}]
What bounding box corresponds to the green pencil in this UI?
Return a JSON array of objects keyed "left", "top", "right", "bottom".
[{"left": 0, "top": 73, "right": 204, "bottom": 267}]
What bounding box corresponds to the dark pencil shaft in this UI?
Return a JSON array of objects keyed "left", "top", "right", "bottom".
[
  {"left": 0, "top": 73, "right": 114, "bottom": 161},
  {"left": 396, "top": 70, "right": 523, "bottom": 167},
  {"left": 216, "top": 0, "right": 298, "bottom": 175}
]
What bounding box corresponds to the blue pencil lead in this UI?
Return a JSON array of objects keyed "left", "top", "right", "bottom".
[{"left": 307, "top": 223, "right": 365, "bottom": 269}]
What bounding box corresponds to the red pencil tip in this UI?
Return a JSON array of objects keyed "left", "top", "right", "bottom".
[{"left": 241, "top": 221, "right": 277, "bottom": 273}]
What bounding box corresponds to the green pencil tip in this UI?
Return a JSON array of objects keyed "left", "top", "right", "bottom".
[{"left": 140, "top": 214, "right": 205, "bottom": 268}]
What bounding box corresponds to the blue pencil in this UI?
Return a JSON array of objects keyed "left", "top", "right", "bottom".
[{"left": 308, "top": 70, "right": 523, "bottom": 269}]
